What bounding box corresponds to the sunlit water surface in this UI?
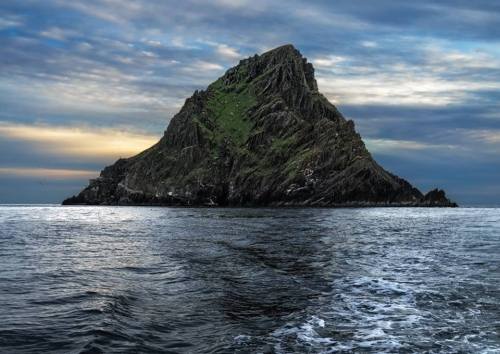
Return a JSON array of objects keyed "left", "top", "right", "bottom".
[{"left": 0, "top": 206, "right": 499, "bottom": 353}]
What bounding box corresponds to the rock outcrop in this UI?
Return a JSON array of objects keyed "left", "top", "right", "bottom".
[{"left": 63, "top": 44, "right": 457, "bottom": 207}]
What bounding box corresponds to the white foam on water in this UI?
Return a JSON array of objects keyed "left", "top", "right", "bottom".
[
  {"left": 270, "top": 315, "right": 335, "bottom": 353},
  {"left": 269, "top": 275, "right": 428, "bottom": 352},
  {"left": 233, "top": 334, "right": 251, "bottom": 344}
]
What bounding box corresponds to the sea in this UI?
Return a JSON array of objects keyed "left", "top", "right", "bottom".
[{"left": 0, "top": 205, "right": 499, "bottom": 353}]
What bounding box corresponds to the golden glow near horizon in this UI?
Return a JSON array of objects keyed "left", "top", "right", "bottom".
[
  {"left": 0, "top": 167, "right": 98, "bottom": 180},
  {"left": 0, "top": 122, "right": 160, "bottom": 179},
  {"left": 0, "top": 122, "right": 159, "bottom": 159}
]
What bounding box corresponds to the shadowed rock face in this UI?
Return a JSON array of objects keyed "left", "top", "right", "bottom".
[{"left": 63, "top": 44, "right": 457, "bottom": 207}]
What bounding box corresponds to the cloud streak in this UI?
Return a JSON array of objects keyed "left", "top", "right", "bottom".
[
  {"left": 0, "top": 167, "right": 98, "bottom": 180},
  {"left": 364, "top": 138, "right": 457, "bottom": 154},
  {"left": 0, "top": 123, "right": 159, "bottom": 159}
]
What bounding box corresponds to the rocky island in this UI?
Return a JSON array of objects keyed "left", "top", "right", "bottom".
[{"left": 63, "top": 44, "right": 456, "bottom": 207}]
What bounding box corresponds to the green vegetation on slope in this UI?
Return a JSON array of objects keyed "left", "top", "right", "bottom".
[{"left": 207, "top": 79, "right": 256, "bottom": 146}]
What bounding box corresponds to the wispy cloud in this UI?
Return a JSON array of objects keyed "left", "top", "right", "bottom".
[
  {"left": 316, "top": 46, "right": 500, "bottom": 106},
  {"left": 216, "top": 44, "right": 241, "bottom": 60},
  {"left": 0, "top": 167, "right": 97, "bottom": 180},
  {"left": 0, "top": 15, "right": 23, "bottom": 29},
  {"left": 364, "top": 137, "right": 461, "bottom": 159},
  {"left": 40, "top": 27, "right": 71, "bottom": 41},
  {"left": 312, "top": 55, "right": 347, "bottom": 68},
  {"left": 183, "top": 60, "right": 224, "bottom": 75},
  {"left": 0, "top": 122, "right": 158, "bottom": 159},
  {"left": 54, "top": 0, "right": 129, "bottom": 25},
  {"left": 459, "top": 129, "right": 500, "bottom": 151}
]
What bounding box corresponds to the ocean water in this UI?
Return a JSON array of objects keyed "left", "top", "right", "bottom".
[{"left": 0, "top": 206, "right": 499, "bottom": 353}]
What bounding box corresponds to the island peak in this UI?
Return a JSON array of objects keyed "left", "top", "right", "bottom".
[{"left": 64, "top": 44, "right": 456, "bottom": 207}]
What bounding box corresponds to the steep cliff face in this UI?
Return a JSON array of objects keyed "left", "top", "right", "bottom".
[{"left": 63, "top": 44, "right": 457, "bottom": 207}]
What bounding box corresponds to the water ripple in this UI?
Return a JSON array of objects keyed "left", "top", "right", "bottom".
[{"left": 0, "top": 206, "right": 499, "bottom": 353}]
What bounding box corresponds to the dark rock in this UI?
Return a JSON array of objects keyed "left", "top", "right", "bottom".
[
  {"left": 423, "top": 189, "right": 458, "bottom": 207},
  {"left": 63, "top": 44, "right": 457, "bottom": 207}
]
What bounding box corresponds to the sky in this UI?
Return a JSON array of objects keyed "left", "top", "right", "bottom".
[{"left": 0, "top": 0, "right": 499, "bottom": 205}]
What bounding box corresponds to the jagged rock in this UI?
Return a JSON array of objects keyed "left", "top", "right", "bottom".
[
  {"left": 422, "top": 189, "right": 457, "bottom": 207},
  {"left": 63, "top": 44, "right": 457, "bottom": 207}
]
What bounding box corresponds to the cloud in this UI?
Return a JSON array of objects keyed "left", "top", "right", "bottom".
[
  {"left": 361, "top": 41, "right": 378, "bottom": 48},
  {"left": 315, "top": 46, "right": 500, "bottom": 106},
  {"left": 0, "top": 61, "right": 186, "bottom": 123},
  {"left": 40, "top": 27, "right": 69, "bottom": 41},
  {"left": 0, "top": 16, "right": 23, "bottom": 29},
  {"left": 364, "top": 138, "right": 457, "bottom": 155},
  {"left": 144, "top": 39, "right": 162, "bottom": 47},
  {"left": 183, "top": 60, "right": 224, "bottom": 74},
  {"left": 54, "top": 0, "right": 128, "bottom": 25},
  {"left": 197, "top": 61, "right": 224, "bottom": 71},
  {"left": 209, "top": 0, "right": 270, "bottom": 13},
  {"left": 471, "top": 130, "right": 500, "bottom": 144},
  {"left": 459, "top": 129, "right": 500, "bottom": 151},
  {"left": 77, "top": 42, "right": 93, "bottom": 51},
  {"left": 212, "top": 0, "right": 253, "bottom": 9},
  {"left": 141, "top": 50, "right": 158, "bottom": 58},
  {"left": 312, "top": 55, "right": 346, "bottom": 68},
  {"left": 290, "top": 3, "right": 368, "bottom": 30},
  {"left": 216, "top": 44, "right": 241, "bottom": 60},
  {"left": 171, "top": 37, "right": 191, "bottom": 48},
  {"left": 318, "top": 75, "right": 470, "bottom": 106},
  {"left": 424, "top": 45, "right": 500, "bottom": 70},
  {"left": 0, "top": 122, "right": 159, "bottom": 160},
  {"left": 0, "top": 167, "right": 97, "bottom": 180}
]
